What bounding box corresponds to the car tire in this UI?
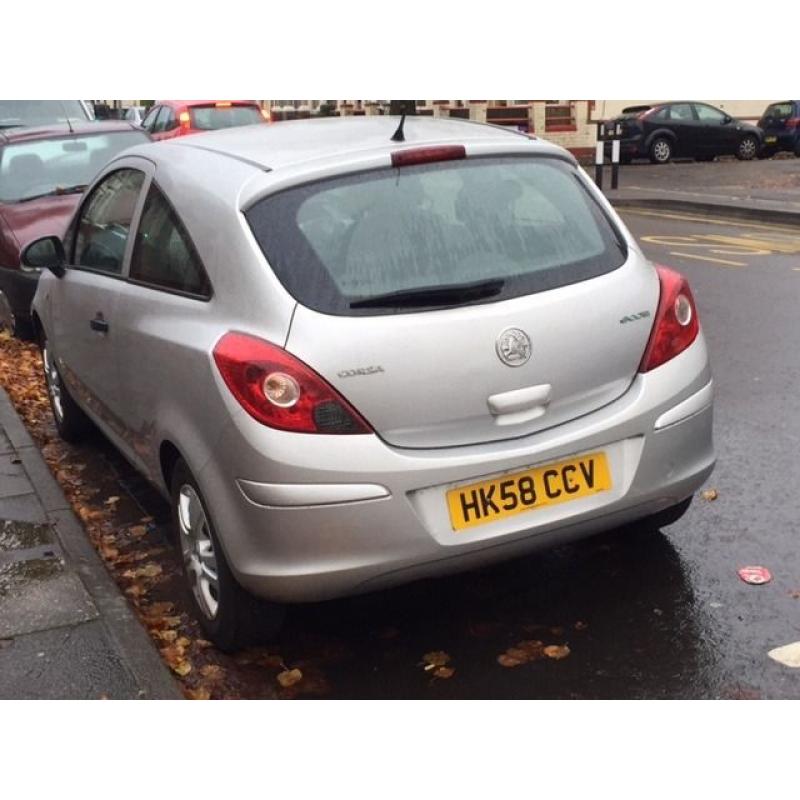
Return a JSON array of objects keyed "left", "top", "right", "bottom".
[
  {"left": 170, "top": 457, "right": 285, "bottom": 652},
  {"left": 649, "top": 137, "right": 672, "bottom": 164},
  {"left": 41, "top": 335, "right": 93, "bottom": 443},
  {"left": 735, "top": 135, "right": 759, "bottom": 161}
]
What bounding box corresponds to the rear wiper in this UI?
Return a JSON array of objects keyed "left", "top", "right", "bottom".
[
  {"left": 350, "top": 278, "right": 505, "bottom": 309},
  {"left": 18, "top": 184, "right": 88, "bottom": 203}
]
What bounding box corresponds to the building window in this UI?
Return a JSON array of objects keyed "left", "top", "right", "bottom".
[{"left": 545, "top": 102, "right": 576, "bottom": 132}]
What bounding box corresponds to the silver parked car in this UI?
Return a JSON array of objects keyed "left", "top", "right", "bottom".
[{"left": 26, "top": 117, "right": 714, "bottom": 649}]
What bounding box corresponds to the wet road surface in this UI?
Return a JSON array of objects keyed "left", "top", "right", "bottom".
[{"left": 45, "top": 208, "right": 800, "bottom": 698}]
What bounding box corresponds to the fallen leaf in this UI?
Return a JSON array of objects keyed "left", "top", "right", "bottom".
[
  {"left": 185, "top": 687, "right": 212, "bottom": 700},
  {"left": 128, "top": 525, "right": 148, "bottom": 539},
  {"left": 543, "top": 644, "right": 571, "bottom": 660},
  {"left": 574, "top": 621, "right": 589, "bottom": 631},
  {"left": 154, "top": 630, "right": 178, "bottom": 643},
  {"left": 277, "top": 668, "right": 303, "bottom": 687},
  {"left": 147, "top": 602, "right": 175, "bottom": 616},
  {"left": 701, "top": 489, "right": 718, "bottom": 501},
  {"left": 200, "top": 664, "right": 226, "bottom": 680},
  {"left": 497, "top": 653, "right": 525, "bottom": 668},
  {"left": 433, "top": 666, "right": 455, "bottom": 679},
  {"left": 515, "top": 639, "right": 545, "bottom": 657},
  {"left": 172, "top": 660, "right": 192, "bottom": 677},
  {"left": 139, "top": 563, "right": 163, "bottom": 578},
  {"left": 422, "top": 651, "right": 451, "bottom": 668},
  {"left": 104, "top": 496, "right": 121, "bottom": 506},
  {"left": 738, "top": 566, "right": 772, "bottom": 585}
]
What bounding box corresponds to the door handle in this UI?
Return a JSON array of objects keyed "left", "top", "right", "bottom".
[{"left": 89, "top": 316, "right": 109, "bottom": 334}]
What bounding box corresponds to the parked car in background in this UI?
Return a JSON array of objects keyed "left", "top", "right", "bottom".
[
  {"left": 123, "top": 105, "right": 149, "bottom": 126},
  {"left": 0, "top": 100, "right": 94, "bottom": 129},
  {"left": 25, "top": 117, "right": 714, "bottom": 649},
  {"left": 0, "top": 122, "right": 149, "bottom": 336},
  {"left": 757, "top": 101, "right": 800, "bottom": 158},
  {"left": 141, "top": 100, "right": 268, "bottom": 141},
  {"left": 608, "top": 102, "right": 763, "bottom": 164}
]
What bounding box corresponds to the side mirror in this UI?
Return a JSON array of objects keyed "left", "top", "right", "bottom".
[
  {"left": 723, "top": 114, "right": 732, "bottom": 124},
  {"left": 21, "top": 236, "right": 66, "bottom": 278}
]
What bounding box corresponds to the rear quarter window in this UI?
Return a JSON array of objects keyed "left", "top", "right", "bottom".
[{"left": 246, "top": 156, "right": 627, "bottom": 316}]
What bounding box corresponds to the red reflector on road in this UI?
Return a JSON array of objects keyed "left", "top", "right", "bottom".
[{"left": 391, "top": 145, "right": 466, "bottom": 168}]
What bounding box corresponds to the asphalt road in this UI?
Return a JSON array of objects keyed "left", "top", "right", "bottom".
[{"left": 82, "top": 207, "right": 800, "bottom": 698}]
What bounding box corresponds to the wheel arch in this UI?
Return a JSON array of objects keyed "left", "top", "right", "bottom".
[
  {"left": 645, "top": 128, "right": 679, "bottom": 151},
  {"left": 159, "top": 439, "right": 184, "bottom": 494}
]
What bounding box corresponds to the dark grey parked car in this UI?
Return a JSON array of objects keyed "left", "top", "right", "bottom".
[{"left": 606, "top": 102, "right": 763, "bottom": 164}]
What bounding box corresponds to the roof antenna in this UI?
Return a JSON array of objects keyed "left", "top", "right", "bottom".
[
  {"left": 59, "top": 100, "right": 74, "bottom": 133},
  {"left": 389, "top": 100, "right": 417, "bottom": 142},
  {"left": 391, "top": 113, "right": 406, "bottom": 143}
]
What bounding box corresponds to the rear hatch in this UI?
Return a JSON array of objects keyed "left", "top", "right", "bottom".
[
  {"left": 189, "top": 102, "right": 265, "bottom": 131},
  {"left": 758, "top": 101, "right": 798, "bottom": 143},
  {"left": 247, "top": 154, "right": 658, "bottom": 449},
  {"left": 614, "top": 106, "right": 653, "bottom": 137}
]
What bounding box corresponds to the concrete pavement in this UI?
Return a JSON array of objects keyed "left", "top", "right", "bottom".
[
  {"left": 0, "top": 387, "right": 181, "bottom": 699},
  {"left": 601, "top": 157, "right": 800, "bottom": 223}
]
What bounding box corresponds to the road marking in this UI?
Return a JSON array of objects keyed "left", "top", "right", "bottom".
[
  {"left": 621, "top": 207, "right": 800, "bottom": 236},
  {"left": 669, "top": 251, "right": 747, "bottom": 267}
]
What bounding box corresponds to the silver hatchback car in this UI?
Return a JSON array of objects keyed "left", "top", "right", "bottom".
[{"left": 26, "top": 116, "right": 714, "bottom": 649}]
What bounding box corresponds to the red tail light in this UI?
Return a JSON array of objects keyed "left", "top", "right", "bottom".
[
  {"left": 391, "top": 145, "right": 466, "bottom": 168},
  {"left": 786, "top": 117, "right": 800, "bottom": 129},
  {"left": 213, "top": 333, "right": 372, "bottom": 434},
  {"left": 178, "top": 110, "right": 192, "bottom": 133},
  {"left": 639, "top": 266, "right": 700, "bottom": 373}
]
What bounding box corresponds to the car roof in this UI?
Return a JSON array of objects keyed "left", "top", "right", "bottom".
[
  {"left": 0, "top": 121, "right": 143, "bottom": 146},
  {"left": 155, "top": 100, "right": 260, "bottom": 109},
  {"left": 147, "top": 115, "right": 561, "bottom": 173}
]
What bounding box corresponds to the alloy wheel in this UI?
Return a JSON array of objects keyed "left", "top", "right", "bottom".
[
  {"left": 42, "top": 344, "right": 64, "bottom": 423},
  {"left": 739, "top": 137, "right": 757, "bottom": 159},
  {"left": 177, "top": 484, "right": 220, "bottom": 620},
  {"left": 653, "top": 140, "right": 671, "bottom": 163}
]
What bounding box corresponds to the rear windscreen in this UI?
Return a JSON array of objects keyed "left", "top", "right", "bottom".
[
  {"left": 246, "top": 156, "right": 627, "bottom": 316},
  {"left": 189, "top": 105, "right": 263, "bottom": 130}
]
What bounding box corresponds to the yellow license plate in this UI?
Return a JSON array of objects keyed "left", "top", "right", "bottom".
[{"left": 447, "top": 451, "right": 612, "bottom": 531}]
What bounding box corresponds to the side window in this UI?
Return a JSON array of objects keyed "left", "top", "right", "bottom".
[
  {"left": 650, "top": 107, "right": 668, "bottom": 120},
  {"left": 668, "top": 103, "right": 695, "bottom": 121},
  {"left": 141, "top": 105, "right": 160, "bottom": 131},
  {"left": 694, "top": 104, "right": 726, "bottom": 123},
  {"left": 151, "top": 107, "right": 169, "bottom": 134},
  {"left": 129, "top": 184, "right": 211, "bottom": 297},
  {"left": 161, "top": 107, "right": 177, "bottom": 132},
  {"left": 73, "top": 169, "right": 145, "bottom": 274}
]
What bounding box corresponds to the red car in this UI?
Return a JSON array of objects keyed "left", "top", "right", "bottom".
[
  {"left": 0, "top": 121, "right": 149, "bottom": 336},
  {"left": 140, "top": 100, "right": 268, "bottom": 141}
]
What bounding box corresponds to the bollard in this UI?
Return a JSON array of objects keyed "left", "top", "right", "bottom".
[
  {"left": 595, "top": 120, "right": 623, "bottom": 191},
  {"left": 595, "top": 139, "right": 604, "bottom": 191}
]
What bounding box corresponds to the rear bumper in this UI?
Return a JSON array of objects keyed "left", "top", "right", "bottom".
[
  {"left": 604, "top": 137, "right": 645, "bottom": 159},
  {"left": 198, "top": 335, "right": 714, "bottom": 603}
]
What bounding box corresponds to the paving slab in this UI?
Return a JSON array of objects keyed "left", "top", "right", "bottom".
[{"left": 0, "top": 386, "right": 181, "bottom": 699}]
